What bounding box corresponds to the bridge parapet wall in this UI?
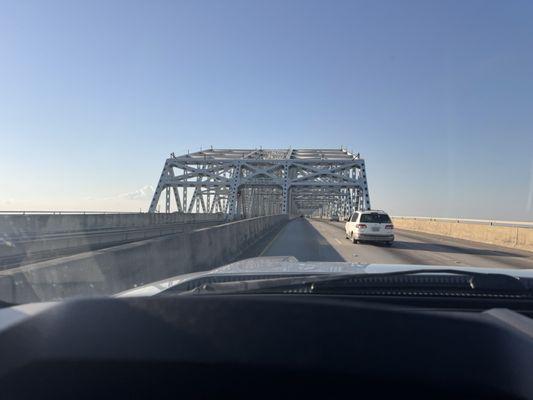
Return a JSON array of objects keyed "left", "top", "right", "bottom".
[
  {"left": 393, "top": 217, "right": 533, "bottom": 253},
  {"left": 0, "top": 215, "right": 288, "bottom": 304},
  {"left": 0, "top": 212, "right": 225, "bottom": 237}
]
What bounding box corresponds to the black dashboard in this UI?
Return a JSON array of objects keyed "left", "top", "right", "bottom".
[{"left": 1, "top": 295, "right": 532, "bottom": 399}]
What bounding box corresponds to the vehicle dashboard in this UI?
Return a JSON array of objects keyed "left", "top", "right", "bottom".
[{"left": 0, "top": 294, "right": 532, "bottom": 399}]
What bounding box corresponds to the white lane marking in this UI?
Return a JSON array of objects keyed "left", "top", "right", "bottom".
[{"left": 334, "top": 238, "right": 342, "bottom": 245}]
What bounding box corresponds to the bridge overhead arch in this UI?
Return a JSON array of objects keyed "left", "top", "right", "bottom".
[{"left": 148, "top": 148, "right": 371, "bottom": 219}]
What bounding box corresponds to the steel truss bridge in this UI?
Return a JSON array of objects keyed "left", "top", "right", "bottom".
[{"left": 148, "top": 148, "right": 371, "bottom": 219}]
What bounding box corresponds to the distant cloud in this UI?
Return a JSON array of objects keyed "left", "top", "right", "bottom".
[
  {"left": 115, "top": 185, "right": 155, "bottom": 201},
  {"left": 86, "top": 185, "right": 155, "bottom": 202}
]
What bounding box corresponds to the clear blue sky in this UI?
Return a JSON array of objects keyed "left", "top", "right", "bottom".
[{"left": 1, "top": 0, "right": 532, "bottom": 220}]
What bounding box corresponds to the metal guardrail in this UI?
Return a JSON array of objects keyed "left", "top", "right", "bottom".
[
  {"left": 392, "top": 216, "right": 533, "bottom": 229},
  {"left": 0, "top": 211, "right": 233, "bottom": 215},
  {"left": 0, "top": 210, "right": 141, "bottom": 215}
]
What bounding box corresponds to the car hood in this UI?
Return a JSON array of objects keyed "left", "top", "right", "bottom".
[{"left": 117, "top": 256, "right": 533, "bottom": 297}]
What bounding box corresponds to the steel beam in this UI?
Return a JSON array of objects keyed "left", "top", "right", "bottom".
[{"left": 148, "top": 148, "right": 371, "bottom": 219}]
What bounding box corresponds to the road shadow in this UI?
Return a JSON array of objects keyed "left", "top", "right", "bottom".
[
  {"left": 302, "top": 218, "right": 345, "bottom": 262},
  {"left": 239, "top": 218, "right": 345, "bottom": 262},
  {"left": 237, "top": 221, "right": 287, "bottom": 261},
  {"left": 390, "top": 240, "right": 528, "bottom": 258}
]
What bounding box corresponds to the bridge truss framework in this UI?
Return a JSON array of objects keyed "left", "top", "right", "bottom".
[{"left": 148, "top": 148, "right": 371, "bottom": 219}]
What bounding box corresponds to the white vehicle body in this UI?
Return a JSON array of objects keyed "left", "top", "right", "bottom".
[
  {"left": 345, "top": 210, "right": 394, "bottom": 245},
  {"left": 116, "top": 256, "right": 533, "bottom": 298}
]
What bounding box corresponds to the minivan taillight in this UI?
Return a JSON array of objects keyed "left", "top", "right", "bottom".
[
  {"left": 356, "top": 224, "right": 367, "bottom": 229},
  {"left": 385, "top": 224, "right": 394, "bottom": 229}
]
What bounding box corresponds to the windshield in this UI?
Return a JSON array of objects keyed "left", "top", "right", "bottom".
[
  {"left": 1, "top": 1, "right": 533, "bottom": 304},
  {"left": 360, "top": 213, "right": 392, "bottom": 224}
]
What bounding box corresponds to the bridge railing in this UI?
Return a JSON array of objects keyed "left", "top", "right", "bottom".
[
  {"left": 0, "top": 210, "right": 138, "bottom": 215},
  {"left": 392, "top": 216, "right": 533, "bottom": 253},
  {"left": 392, "top": 216, "right": 533, "bottom": 229}
]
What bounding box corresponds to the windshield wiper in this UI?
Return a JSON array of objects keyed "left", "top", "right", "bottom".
[{"left": 182, "top": 269, "right": 532, "bottom": 296}]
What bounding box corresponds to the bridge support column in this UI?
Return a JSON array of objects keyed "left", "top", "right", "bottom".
[
  {"left": 227, "top": 162, "right": 242, "bottom": 220},
  {"left": 282, "top": 163, "right": 289, "bottom": 215}
]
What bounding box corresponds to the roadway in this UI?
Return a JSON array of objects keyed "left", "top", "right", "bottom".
[{"left": 243, "top": 217, "right": 533, "bottom": 269}]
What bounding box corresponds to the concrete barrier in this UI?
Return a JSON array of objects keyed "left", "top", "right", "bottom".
[
  {"left": 393, "top": 217, "right": 533, "bottom": 253},
  {"left": 0, "top": 212, "right": 225, "bottom": 237},
  {"left": 0, "top": 219, "right": 225, "bottom": 269},
  {"left": 0, "top": 215, "right": 288, "bottom": 304}
]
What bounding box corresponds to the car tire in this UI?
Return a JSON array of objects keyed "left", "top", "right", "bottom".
[{"left": 351, "top": 233, "right": 358, "bottom": 244}]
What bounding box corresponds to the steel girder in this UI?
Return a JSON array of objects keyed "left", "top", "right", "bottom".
[{"left": 148, "top": 148, "right": 371, "bottom": 219}]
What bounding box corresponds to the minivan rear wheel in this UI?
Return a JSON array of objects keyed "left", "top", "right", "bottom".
[{"left": 351, "top": 233, "right": 358, "bottom": 244}]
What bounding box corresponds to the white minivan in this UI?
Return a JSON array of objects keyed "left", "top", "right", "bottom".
[{"left": 345, "top": 210, "right": 394, "bottom": 245}]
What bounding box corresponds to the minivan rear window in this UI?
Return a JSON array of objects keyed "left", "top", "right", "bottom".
[{"left": 360, "top": 213, "right": 392, "bottom": 223}]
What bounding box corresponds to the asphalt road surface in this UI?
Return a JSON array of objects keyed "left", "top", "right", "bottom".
[{"left": 243, "top": 217, "right": 533, "bottom": 269}]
